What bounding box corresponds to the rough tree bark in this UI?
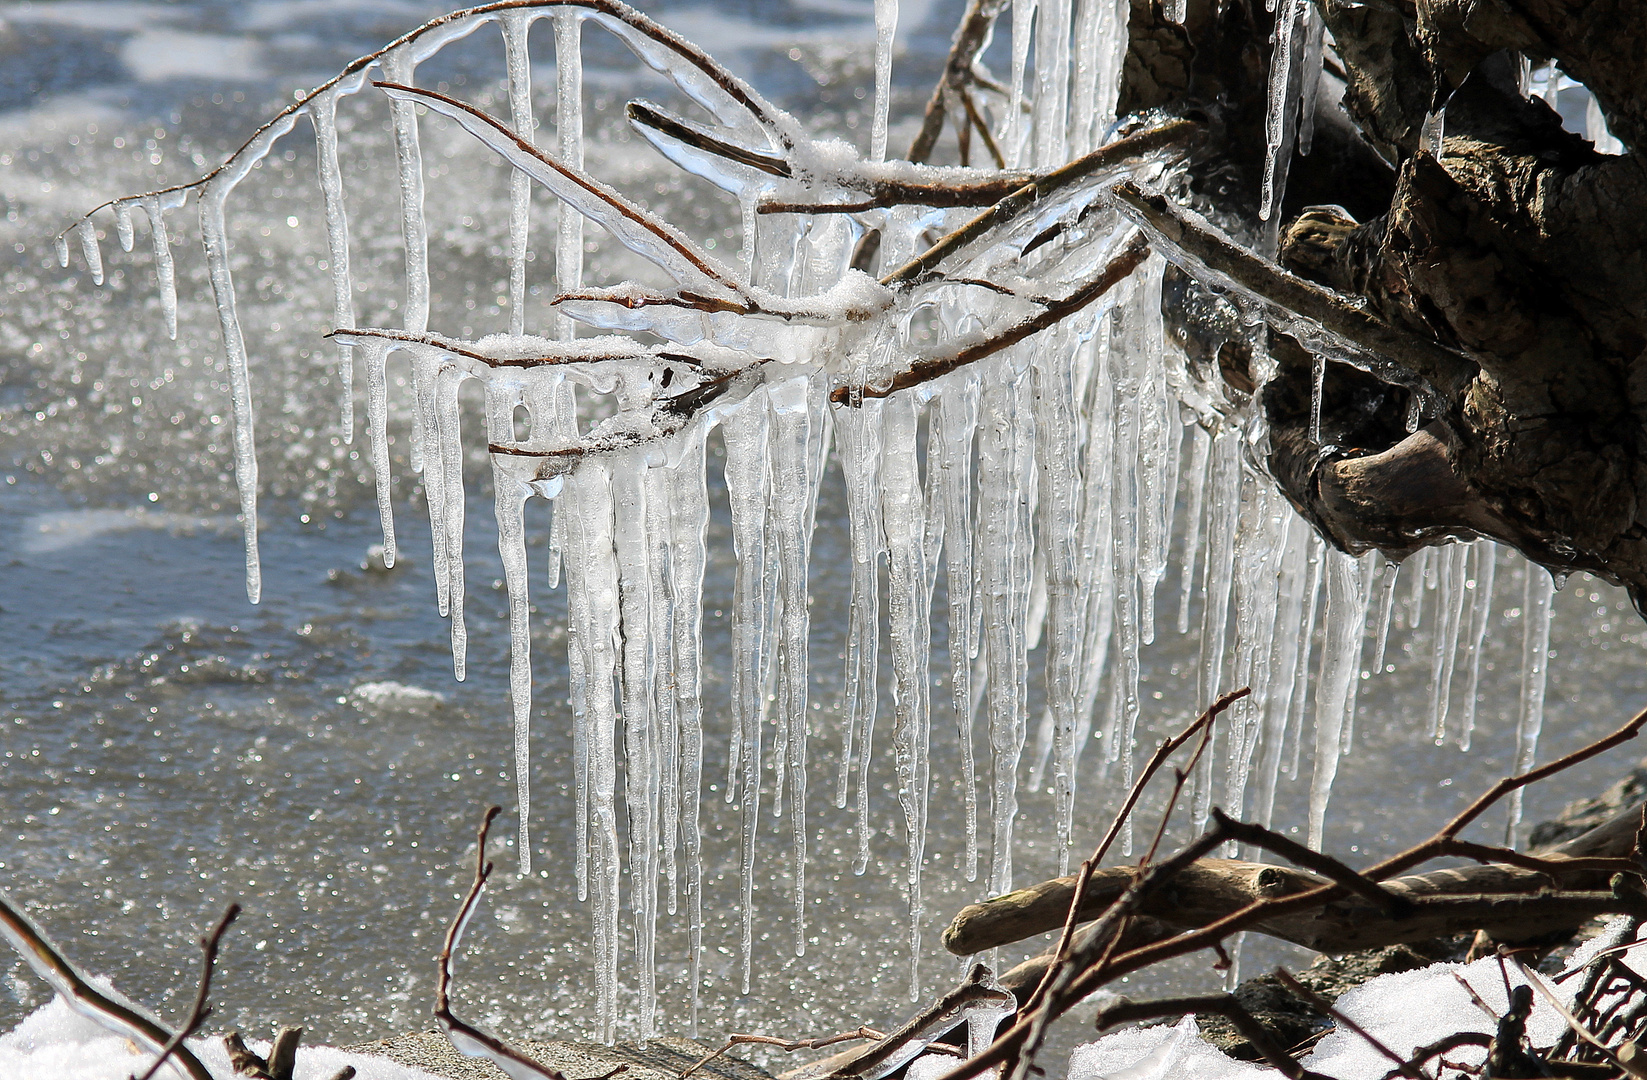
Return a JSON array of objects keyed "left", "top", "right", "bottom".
[{"left": 1130, "top": 0, "right": 1647, "bottom": 604}]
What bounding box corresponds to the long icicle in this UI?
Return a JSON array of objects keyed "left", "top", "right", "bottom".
[
  {"left": 308, "top": 88, "right": 359, "bottom": 444},
  {"left": 1507, "top": 562, "right": 1555, "bottom": 844},
  {"left": 502, "top": 12, "right": 537, "bottom": 336}
]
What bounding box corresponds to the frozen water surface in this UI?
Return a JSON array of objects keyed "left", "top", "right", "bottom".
[{"left": 3, "top": 0, "right": 1647, "bottom": 1068}]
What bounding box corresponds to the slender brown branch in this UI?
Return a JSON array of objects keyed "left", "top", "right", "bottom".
[
  {"left": 832, "top": 233, "right": 1149, "bottom": 404},
  {"left": 133, "top": 903, "right": 241, "bottom": 1080},
  {"left": 1209, "top": 809, "right": 1410, "bottom": 917},
  {"left": 434, "top": 806, "right": 573, "bottom": 1080},
  {"left": 680, "top": 1028, "right": 885, "bottom": 1080},
  {"left": 961, "top": 89, "right": 1006, "bottom": 169},
  {"left": 0, "top": 891, "right": 216, "bottom": 1080},
  {"left": 905, "top": 0, "right": 1007, "bottom": 166},
  {"left": 626, "top": 101, "right": 791, "bottom": 177}
]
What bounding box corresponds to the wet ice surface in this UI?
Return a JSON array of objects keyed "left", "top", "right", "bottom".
[{"left": 6, "top": 0, "right": 1647, "bottom": 1066}]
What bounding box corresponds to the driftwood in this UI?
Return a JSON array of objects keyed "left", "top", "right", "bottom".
[{"left": 947, "top": 798, "right": 1647, "bottom": 962}]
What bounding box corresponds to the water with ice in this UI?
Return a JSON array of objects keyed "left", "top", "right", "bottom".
[{"left": 5, "top": 0, "right": 1644, "bottom": 1059}]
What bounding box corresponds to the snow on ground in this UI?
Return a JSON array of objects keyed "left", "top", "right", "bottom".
[
  {"left": 1058, "top": 934, "right": 1635, "bottom": 1080},
  {"left": 0, "top": 994, "right": 447, "bottom": 1080}
]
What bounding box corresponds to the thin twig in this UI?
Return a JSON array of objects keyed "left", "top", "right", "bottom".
[
  {"left": 679, "top": 1028, "right": 885, "bottom": 1080},
  {"left": 904, "top": 0, "right": 1007, "bottom": 165},
  {"left": 133, "top": 904, "right": 241, "bottom": 1080},
  {"left": 883, "top": 121, "right": 1199, "bottom": 287},
  {"left": 433, "top": 806, "right": 575, "bottom": 1080}
]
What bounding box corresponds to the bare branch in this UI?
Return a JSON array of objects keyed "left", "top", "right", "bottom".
[
  {"left": 133, "top": 903, "right": 241, "bottom": 1080},
  {"left": 434, "top": 806, "right": 573, "bottom": 1080}
]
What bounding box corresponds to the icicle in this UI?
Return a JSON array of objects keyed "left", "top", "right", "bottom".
[
  {"left": 113, "top": 201, "right": 134, "bottom": 252},
  {"left": 1370, "top": 559, "right": 1399, "bottom": 674},
  {"left": 1308, "top": 350, "right": 1325, "bottom": 444},
  {"left": 361, "top": 338, "right": 398, "bottom": 567},
  {"left": 139, "top": 195, "right": 181, "bottom": 341},
  {"left": 1226, "top": 483, "right": 1287, "bottom": 840},
  {"left": 612, "top": 455, "right": 660, "bottom": 1036},
  {"left": 1193, "top": 427, "right": 1240, "bottom": 827},
  {"left": 198, "top": 187, "right": 262, "bottom": 604},
  {"left": 881, "top": 393, "right": 931, "bottom": 998},
  {"left": 54, "top": 231, "right": 69, "bottom": 268},
  {"left": 836, "top": 401, "right": 883, "bottom": 871},
  {"left": 768, "top": 374, "right": 820, "bottom": 955},
  {"left": 722, "top": 393, "right": 771, "bottom": 993},
  {"left": 1284, "top": 534, "right": 1324, "bottom": 779},
  {"left": 308, "top": 89, "right": 358, "bottom": 442},
  {"left": 78, "top": 221, "right": 104, "bottom": 286},
  {"left": 1031, "top": 329, "right": 1084, "bottom": 872},
  {"left": 1005, "top": 0, "right": 1037, "bottom": 168},
  {"left": 434, "top": 361, "right": 468, "bottom": 678},
  {"left": 1031, "top": 0, "right": 1070, "bottom": 169},
  {"left": 1251, "top": 515, "right": 1310, "bottom": 830},
  {"left": 1407, "top": 546, "right": 1431, "bottom": 628},
  {"left": 412, "top": 351, "right": 450, "bottom": 615},
  {"left": 668, "top": 428, "right": 710, "bottom": 1034},
  {"left": 1587, "top": 91, "right": 1624, "bottom": 155},
  {"left": 383, "top": 51, "right": 431, "bottom": 334},
  {"left": 1073, "top": 328, "right": 1116, "bottom": 801},
  {"left": 1091, "top": 0, "right": 1129, "bottom": 140},
  {"left": 1133, "top": 259, "right": 1171, "bottom": 646},
  {"left": 1458, "top": 542, "right": 1498, "bottom": 751},
  {"left": 1405, "top": 393, "right": 1422, "bottom": 432},
  {"left": 1427, "top": 543, "right": 1469, "bottom": 744},
  {"left": 1109, "top": 333, "right": 1144, "bottom": 852},
  {"left": 564, "top": 460, "right": 621, "bottom": 1043},
  {"left": 978, "top": 366, "right": 1035, "bottom": 891},
  {"left": 870, "top": 0, "right": 898, "bottom": 162},
  {"left": 1507, "top": 563, "right": 1555, "bottom": 844},
  {"left": 488, "top": 397, "right": 533, "bottom": 875},
  {"left": 554, "top": 10, "right": 585, "bottom": 341},
  {"left": 502, "top": 12, "right": 537, "bottom": 336},
  {"left": 1177, "top": 424, "right": 1211, "bottom": 634},
  {"left": 1308, "top": 550, "right": 1365, "bottom": 849},
  {"left": 1259, "top": 0, "right": 1305, "bottom": 225},
  {"left": 936, "top": 379, "right": 981, "bottom": 880}
]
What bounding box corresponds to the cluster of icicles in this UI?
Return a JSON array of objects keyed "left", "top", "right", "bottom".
[{"left": 59, "top": 0, "right": 1564, "bottom": 1042}]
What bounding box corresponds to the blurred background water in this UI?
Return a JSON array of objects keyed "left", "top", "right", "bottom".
[{"left": 2, "top": 0, "right": 1646, "bottom": 1063}]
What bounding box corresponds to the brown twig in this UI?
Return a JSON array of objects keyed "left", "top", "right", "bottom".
[
  {"left": 882, "top": 121, "right": 1199, "bottom": 287},
  {"left": 680, "top": 1028, "right": 885, "bottom": 1080},
  {"left": 433, "top": 806, "right": 574, "bottom": 1080},
  {"left": 0, "top": 891, "right": 216, "bottom": 1080},
  {"left": 133, "top": 903, "right": 241, "bottom": 1080},
  {"left": 904, "top": 0, "right": 1007, "bottom": 166}
]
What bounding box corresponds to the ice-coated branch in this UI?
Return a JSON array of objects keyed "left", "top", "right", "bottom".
[
  {"left": 434, "top": 806, "right": 582, "bottom": 1080},
  {"left": 832, "top": 233, "right": 1150, "bottom": 403},
  {"left": 1110, "top": 180, "right": 1478, "bottom": 397},
  {"left": 0, "top": 890, "right": 216, "bottom": 1080},
  {"left": 760, "top": 117, "right": 1200, "bottom": 216},
  {"left": 903, "top": 0, "right": 1007, "bottom": 166}
]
